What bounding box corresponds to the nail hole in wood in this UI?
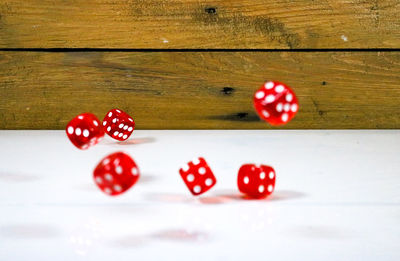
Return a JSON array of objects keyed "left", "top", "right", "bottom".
[
  {"left": 221, "top": 87, "right": 235, "bottom": 95},
  {"left": 205, "top": 7, "right": 217, "bottom": 14}
]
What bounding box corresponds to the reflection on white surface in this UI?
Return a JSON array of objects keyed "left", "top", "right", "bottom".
[
  {"left": 0, "top": 130, "right": 399, "bottom": 260},
  {"left": 0, "top": 224, "right": 60, "bottom": 239},
  {"left": 102, "top": 137, "right": 156, "bottom": 146},
  {"left": 0, "top": 172, "right": 41, "bottom": 183},
  {"left": 114, "top": 229, "right": 208, "bottom": 248},
  {"left": 151, "top": 229, "right": 208, "bottom": 242},
  {"left": 68, "top": 218, "right": 104, "bottom": 257},
  {"left": 288, "top": 225, "right": 353, "bottom": 239},
  {"left": 146, "top": 190, "right": 306, "bottom": 205}
]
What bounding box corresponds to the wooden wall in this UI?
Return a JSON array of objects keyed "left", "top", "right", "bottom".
[{"left": 0, "top": 0, "right": 399, "bottom": 129}]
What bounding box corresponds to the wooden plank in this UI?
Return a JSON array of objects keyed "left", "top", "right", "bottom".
[
  {"left": 0, "top": 51, "right": 399, "bottom": 129},
  {"left": 0, "top": 0, "right": 399, "bottom": 48}
]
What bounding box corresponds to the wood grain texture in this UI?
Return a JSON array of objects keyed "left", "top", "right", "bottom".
[
  {"left": 0, "top": 51, "right": 399, "bottom": 129},
  {"left": 0, "top": 0, "right": 399, "bottom": 48}
]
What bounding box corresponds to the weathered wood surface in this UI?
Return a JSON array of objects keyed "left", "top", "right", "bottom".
[
  {"left": 0, "top": 51, "right": 399, "bottom": 129},
  {"left": 0, "top": 0, "right": 399, "bottom": 49}
]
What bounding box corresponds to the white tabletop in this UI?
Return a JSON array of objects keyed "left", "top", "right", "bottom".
[{"left": 0, "top": 130, "right": 399, "bottom": 260}]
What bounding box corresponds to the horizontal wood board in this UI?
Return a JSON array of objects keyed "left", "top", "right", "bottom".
[
  {"left": 0, "top": 0, "right": 399, "bottom": 48},
  {"left": 0, "top": 51, "right": 399, "bottom": 129}
]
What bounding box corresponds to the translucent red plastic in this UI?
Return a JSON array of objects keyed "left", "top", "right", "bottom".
[
  {"left": 93, "top": 152, "right": 140, "bottom": 196},
  {"left": 103, "top": 109, "right": 135, "bottom": 141},
  {"left": 66, "top": 113, "right": 104, "bottom": 150},
  {"left": 253, "top": 81, "right": 299, "bottom": 125},
  {"left": 179, "top": 157, "right": 217, "bottom": 196},
  {"left": 237, "top": 164, "right": 276, "bottom": 199}
]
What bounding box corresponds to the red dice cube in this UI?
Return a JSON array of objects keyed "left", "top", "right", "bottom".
[
  {"left": 103, "top": 109, "right": 135, "bottom": 141},
  {"left": 237, "top": 164, "right": 276, "bottom": 199},
  {"left": 66, "top": 113, "right": 104, "bottom": 150},
  {"left": 179, "top": 157, "right": 217, "bottom": 196},
  {"left": 93, "top": 152, "right": 140, "bottom": 196},
  {"left": 253, "top": 81, "right": 299, "bottom": 125}
]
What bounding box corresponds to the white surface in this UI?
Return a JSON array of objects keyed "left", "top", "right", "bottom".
[{"left": 0, "top": 130, "right": 399, "bottom": 260}]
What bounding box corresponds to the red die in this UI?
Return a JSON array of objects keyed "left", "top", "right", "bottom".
[
  {"left": 179, "top": 157, "right": 217, "bottom": 196},
  {"left": 66, "top": 113, "right": 104, "bottom": 150},
  {"left": 93, "top": 152, "right": 140, "bottom": 196},
  {"left": 253, "top": 81, "right": 299, "bottom": 125},
  {"left": 103, "top": 109, "right": 135, "bottom": 141},
  {"left": 237, "top": 164, "right": 276, "bottom": 199}
]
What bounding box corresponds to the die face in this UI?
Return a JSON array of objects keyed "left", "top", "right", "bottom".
[
  {"left": 179, "top": 157, "right": 217, "bottom": 196},
  {"left": 93, "top": 152, "right": 140, "bottom": 196},
  {"left": 254, "top": 81, "right": 299, "bottom": 126},
  {"left": 66, "top": 113, "right": 104, "bottom": 150},
  {"left": 237, "top": 164, "right": 276, "bottom": 199},
  {"left": 103, "top": 109, "right": 135, "bottom": 141}
]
